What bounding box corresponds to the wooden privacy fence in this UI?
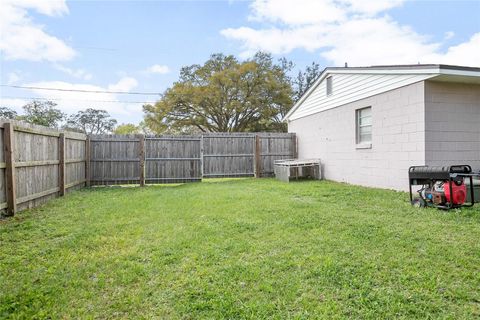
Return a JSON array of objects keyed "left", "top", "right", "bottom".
[
  {"left": 89, "top": 132, "right": 297, "bottom": 185},
  {"left": 0, "top": 124, "right": 296, "bottom": 216},
  {"left": 0, "top": 120, "right": 87, "bottom": 216}
]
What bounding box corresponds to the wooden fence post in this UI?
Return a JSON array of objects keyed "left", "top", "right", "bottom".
[
  {"left": 139, "top": 134, "right": 145, "bottom": 186},
  {"left": 4, "top": 122, "right": 16, "bottom": 216},
  {"left": 200, "top": 134, "right": 204, "bottom": 180},
  {"left": 85, "top": 136, "right": 91, "bottom": 187},
  {"left": 58, "top": 133, "right": 66, "bottom": 196},
  {"left": 254, "top": 134, "right": 261, "bottom": 178}
]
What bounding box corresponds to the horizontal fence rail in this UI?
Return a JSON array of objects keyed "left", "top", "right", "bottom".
[
  {"left": 0, "top": 124, "right": 296, "bottom": 216},
  {"left": 0, "top": 120, "right": 87, "bottom": 216},
  {"left": 89, "top": 132, "right": 296, "bottom": 184}
]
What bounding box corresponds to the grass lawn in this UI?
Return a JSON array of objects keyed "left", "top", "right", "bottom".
[{"left": 1, "top": 178, "right": 480, "bottom": 319}]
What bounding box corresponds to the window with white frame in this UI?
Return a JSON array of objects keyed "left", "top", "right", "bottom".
[
  {"left": 326, "top": 76, "right": 333, "bottom": 96},
  {"left": 356, "top": 107, "right": 372, "bottom": 144}
]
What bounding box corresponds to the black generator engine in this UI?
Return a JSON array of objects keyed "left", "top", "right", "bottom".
[{"left": 408, "top": 165, "right": 478, "bottom": 210}]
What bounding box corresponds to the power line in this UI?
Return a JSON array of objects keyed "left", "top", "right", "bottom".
[
  {"left": 0, "top": 95, "right": 157, "bottom": 105},
  {"left": 0, "top": 84, "right": 161, "bottom": 96}
]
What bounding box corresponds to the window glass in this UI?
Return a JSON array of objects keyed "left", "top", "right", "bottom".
[
  {"left": 326, "top": 76, "right": 333, "bottom": 95},
  {"left": 356, "top": 107, "right": 372, "bottom": 144}
]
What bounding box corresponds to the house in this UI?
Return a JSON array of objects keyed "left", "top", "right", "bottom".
[{"left": 285, "top": 64, "right": 480, "bottom": 191}]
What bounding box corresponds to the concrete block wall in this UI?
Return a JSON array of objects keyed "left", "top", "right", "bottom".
[
  {"left": 425, "top": 81, "right": 480, "bottom": 172},
  {"left": 288, "top": 81, "right": 426, "bottom": 190}
]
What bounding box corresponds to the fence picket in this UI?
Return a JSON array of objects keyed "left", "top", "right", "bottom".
[
  {"left": 88, "top": 133, "right": 295, "bottom": 183},
  {"left": 0, "top": 120, "right": 88, "bottom": 216},
  {"left": 0, "top": 124, "right": 296, "bottom": 216},
  {"left": 4, "top": 123, "right": 16, "bottom": 215},
  {"left": 59, "top": 133, "right": 66, "bottom": 196}
]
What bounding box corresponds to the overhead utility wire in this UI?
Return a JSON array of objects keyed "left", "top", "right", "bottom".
[
  {"left": 0, "top": 84, "right": 161, "bottom": 96},
  {"left": 0, "top": 95, "right": 156, "bottom": 104}
]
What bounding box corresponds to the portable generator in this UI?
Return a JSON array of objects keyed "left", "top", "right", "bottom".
[{"left": 408, "top": 165, "right": 479, "bottom": 210}]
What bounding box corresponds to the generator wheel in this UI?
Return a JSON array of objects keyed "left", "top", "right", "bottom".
[{"left": 411, "top": 198, "right": 426, "bottom": 208}]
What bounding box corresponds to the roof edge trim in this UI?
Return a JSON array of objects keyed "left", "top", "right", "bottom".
[{"left": 284, "top": 64, "right": 480, "bottom": 121}]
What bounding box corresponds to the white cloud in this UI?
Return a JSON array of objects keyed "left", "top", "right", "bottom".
[
  {"left": 21, "top": 81, "right": 131, "bottom": 115},
  {"left": 319, "top": 17, "right": 439, "bottom": 66},
  {"left": 249, "top": 0, "right": 346, "bottom": 25},
  {"left": 7, "top": 72, "right": 21, "bottom": 85},
  {"left": 222, "top": 25, "right": 328, "bottom": 58},
  {"left": 108, "top": 76, "right": 139, "bottom": 92},
  {"left": 54, "top": 64, "right": 93, "bottom": 80},
  {"left": 426, "top": 33, "right": 480, "bottom": 66},
  {"left": 0, "top": 0, "right": 75, "bottom": 61},
  {"left": 0, "top": 77, "right": 147, "bottom": 123},
  {"left": 345, "top": 0, "right": 404, "bottom": 16},
  {"left": 12, "top": 0, "right": 69, "bottom": 16},
  {"left": 248, "top": 0, "right": 404, "bottom": 25},
  {"left": 145, "top": 64, "right": 170, "bottom": 74},
  {"left": 444, "top": 31, "right": 455, "bottom": 40},
  {"left": 0, "top": 98, "right": 28, "bottom": 114},
  {"left": 222, "top": 0, "right": 480, "bottom": 67}
]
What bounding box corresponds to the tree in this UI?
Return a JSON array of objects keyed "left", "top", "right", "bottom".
[
  {"left": 138, "top": 121, "right": 152, "bottom": 134},
  {"left": 65, "top": 108, "right": 117, "bottom": 134},
  {"left": 292, "top": 62, "right": 322, "bottom": 103},
  {"left": 114, "top": 123, "right": 140, "bottom": 134},
  {"left": 0, "top": 107, "right": 18, "bottom": 120},
  {"left": 143, "top": 52, "right": 293, "bottom": 133},
  {"left": 18, "top": 101, "right": 65, "bottom": 128}
]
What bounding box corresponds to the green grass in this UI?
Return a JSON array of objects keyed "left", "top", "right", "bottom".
[{"left": 1, "top": 178, "right": 480, "bottom": 319}]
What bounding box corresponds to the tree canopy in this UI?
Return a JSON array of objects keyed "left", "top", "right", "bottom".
[
  {"left": 143, "top": 52, "right": 293, "bottom": 133},
  {"left": 17, "top": 101, "right": 65, "bottom": 128},
  {"left": 114, "top": 123, "right": 140, "bottom": 134},
  {"left": 65, "top": 108, "right": 117, "bottom": 134},
  {"left": 0, "top": 107, "right": 18, "bottom": 120},
  {"left": 292, "top": 62, "right": 322, "bottom": 103},
  {"left": 0, "top": 103, "right": 119, "bottom": 134},
  {"left": 1, "top": 54, "right": 322, "bottom": 134}
]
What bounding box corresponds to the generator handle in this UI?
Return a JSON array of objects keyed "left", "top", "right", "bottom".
[
  {"left": 408, "top": 165, "right": 427, "bottom": 173},
  {"left": 449, "top": 165, "right": 471, "bottom": 174}
]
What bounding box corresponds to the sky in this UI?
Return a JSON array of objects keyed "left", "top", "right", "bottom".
[{"left": 1, "top": 0, "right": 479, "bottom": 125}]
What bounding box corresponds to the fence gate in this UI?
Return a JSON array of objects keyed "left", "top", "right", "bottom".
[
  {"left": 145, "top": 135, "right": 201, "bottom": 183},
  {"left": 89, "top": 134, "right": 142, "bottom": 185},
  {"left": 202, "top": 133, "right": 256, "bottom": 178}
]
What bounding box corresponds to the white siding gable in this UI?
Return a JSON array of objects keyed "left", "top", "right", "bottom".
[{"left": 288, "top": 73, "right": 435, "bottom": 121}]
